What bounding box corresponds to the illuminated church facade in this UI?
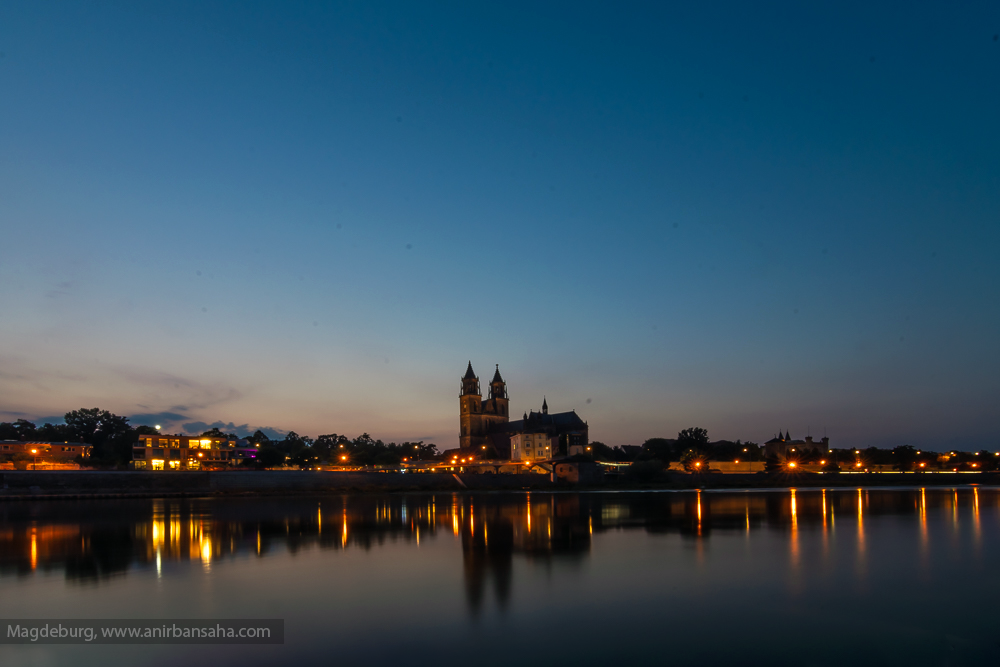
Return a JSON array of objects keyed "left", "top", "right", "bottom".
[{"left": 458, "top": 362, "right": 588, "bottom": 460}]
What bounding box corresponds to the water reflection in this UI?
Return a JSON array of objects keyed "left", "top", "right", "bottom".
[{"left": 0, "top": 488, "right": 997, "bottom": 608}]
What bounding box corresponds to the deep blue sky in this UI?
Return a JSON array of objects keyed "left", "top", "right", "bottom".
[{"left": 1, "top": 1, "right": 998, "bottom": 450}]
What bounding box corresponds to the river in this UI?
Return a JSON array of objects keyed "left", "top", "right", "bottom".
[{"left": 1, "top": 487, "right": 997, "bottom": 666}]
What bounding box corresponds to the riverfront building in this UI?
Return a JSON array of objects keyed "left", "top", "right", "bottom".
[
  {"left": 764, "top": 431, "right": 830, "bottom": 461},
  {"left": 0, "top": 441, "right": 92, "bottom": 460},
  {"left": 459, "top": 362, "right": 589, "bottom": 460},
  {"left": 509, "top": 399, "right": 589, "bottom": 461},
  {"left": 133, "top": 434, "right": 247, "bottom": 470}
]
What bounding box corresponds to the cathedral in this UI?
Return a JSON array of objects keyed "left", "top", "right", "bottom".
[
  {"left": 459, "top": 362, "right": 510, "bottom": 450},
  {"left": 458, "top": 362, "right": 588, "bottom": 460}
]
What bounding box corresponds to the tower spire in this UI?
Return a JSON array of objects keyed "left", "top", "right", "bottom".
[
  {"left": 488, "top": 364, "right": 507, "bottom": 400},
  {"left": 542, "top": 396, "right": 548, "bottom": 414}
]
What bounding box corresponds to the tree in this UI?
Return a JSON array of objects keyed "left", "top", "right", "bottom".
[
  {"left": 278, "top": 431, "right": 312, "bottom": 454},
  {"left": 406, "top": 441, "right": 439, "bottom": 460},
  {"left": 976, "top": 451, "right": 999, "bottom": 472},
  {"left": 290, "top": 448, "right": 319, "bottom": 469},
  {"left": 740, "top": 441, "right": 762, "bottom": 462},
  {"left": 590, "top": 441, "right": 618, "bottom": 462},
  {"left": 677, "top": 428, "right": 709, "bottom": 447},
  {"left": 680, "top": 448, "right": 708, "bottom": 473},
  {"left": 201, "top": 427, "right": 236, "bottom": 439},
  {"left": 65, "top": 408, "right": 133, "bottom": 464},
  {"left": 891, "top": 445, "right": 917, "bottom": 471},
  {"left": 256, "top": 445, "right": 286, "bottom": 469},
  {"left": 247, "top": 430, "right": 271, "bottom": 447},
  {"left": 33, "top": 422, "right": 70, "bottom": 441},
  {"left": 0, "top": 419, "right": 38, "bottom": 441},
  {"left": 313, "top": 434, "right": 338, "bottom": 461},
  {"left": 639, "top": 438, "right": 676, "bottom": 462}
]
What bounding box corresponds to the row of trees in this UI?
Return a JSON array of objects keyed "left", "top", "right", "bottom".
[
  {"left": 589, "top": 428, "right": 1000, "bottom": 474},
  {"left": 241, "top": 430, "right": 439, "bottom": 469},
  {"left": 0, "top": 410, "right": 157, "bottom": 466},
  {"left": 0, "top": 411, "right": 441, "bottom": 469},
  {"left": 5, "top": 413, "right": 994, "bottom": 472},
  {"left": 587, "top": 427, "right": 763, "bottom": 469},
  {"left": 772, "top": 445, "right": 1000, "bottom": 472}
]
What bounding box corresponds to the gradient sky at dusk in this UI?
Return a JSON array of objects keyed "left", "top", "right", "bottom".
[{"left": 1, "top": 2, "right": 998, "bottom": 450}]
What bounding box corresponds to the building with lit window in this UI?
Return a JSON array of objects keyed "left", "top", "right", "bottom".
[
  {"left": 458, "top": 363, "right": 589, "bottom": 461},
  {"left": 510, "top": 431, "right": 555, "bottom": 462},
  {"left": 133, "top": 434, "right": 241, "bottom": 470},
  {"left": 763, "top": 431, "right": 829, "bottom": 461},
  {"left": 508, "top": 398, "right": 589, "bottom": 462},
  {"left": 0, "top": 441, "right": 92, "bottom": 461}
]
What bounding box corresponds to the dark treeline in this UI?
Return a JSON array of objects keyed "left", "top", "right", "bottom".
[
  {"left": 590, "top": 427, "right": 999, "bottom": 473},
  {"left": 0, "top": 409, "right": 440, "bottom": 469},
  {"left": 590, "top": 427, "right": 763, "bottom": 470},
  {"left": 243, "top": 430, "right": 439, "bottom": 469},
  {"left": 0, "top": 410, "right": 157, "bottom": 466},
  {"left": 5, "top": 413, "right": 993, "bottom": 472}
]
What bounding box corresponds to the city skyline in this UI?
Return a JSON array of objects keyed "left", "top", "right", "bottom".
[{"left": 2, "top": 2, "right": 999, "bottom": 451}]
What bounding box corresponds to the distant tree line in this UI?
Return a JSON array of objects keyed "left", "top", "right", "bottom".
[
  {"left": 589, "top": 428, "right": 999, "bottom": 474},
  {"left": 589, "top": 427, "right": 762, "bottom": 470},
  {"left": 0, "top": 409, "right": 157, "bottom": 466},
  {"left": 5, "top": 412, "right": 994, "bottom": 472},
  {"left": 0, "top": 410, "right": 440, "bottom": 469},
  {"left": 242, "top": 430, "right": 439, "bottom": 469}
]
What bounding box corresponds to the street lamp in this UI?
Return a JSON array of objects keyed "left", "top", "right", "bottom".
[{"left": 30, "top": 448, "right": 38, "bottom": 470}]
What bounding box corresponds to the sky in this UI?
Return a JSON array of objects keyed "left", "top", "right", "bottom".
[{"left": 1, "top": 1, "right": 998, "bottom": 451}]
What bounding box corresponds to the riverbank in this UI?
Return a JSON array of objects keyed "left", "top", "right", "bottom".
[{"left": 1, "top": 469, "right": 997, "bottom": 500}]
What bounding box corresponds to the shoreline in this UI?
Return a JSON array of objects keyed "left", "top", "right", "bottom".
[{"left": 1, "top": 469, "right": 996, "bottom": 501}]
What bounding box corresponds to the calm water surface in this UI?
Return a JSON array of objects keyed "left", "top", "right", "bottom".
[{"left": 1, "top": 487, "right": 999, "bottom": 666}]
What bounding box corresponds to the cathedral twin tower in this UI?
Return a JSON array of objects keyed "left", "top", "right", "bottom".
[{"left": 459, "top": 361, "right": 509, "bottom": 451}]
